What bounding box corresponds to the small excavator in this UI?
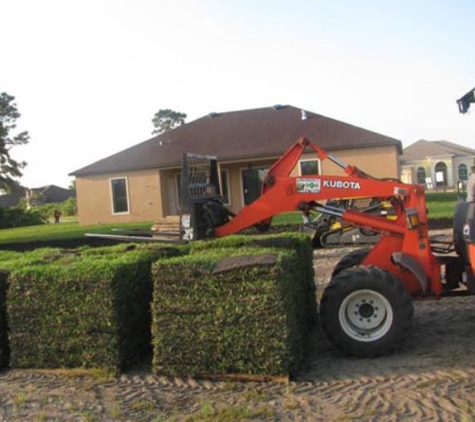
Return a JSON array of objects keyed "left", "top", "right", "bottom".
[
  {"left": 301, "top": 197, "right": 396, "bottom": 248},
  {"left": 178, "top": 137, "right": 475, "bottom": 357}
]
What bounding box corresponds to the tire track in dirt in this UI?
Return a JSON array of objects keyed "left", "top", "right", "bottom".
[{"left": 2, "top": 360, "right": 475, "bottom": 421}]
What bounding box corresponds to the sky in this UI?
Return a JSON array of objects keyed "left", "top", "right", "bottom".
[{"left": 1, "top": 0, "right": 474, "bottom": 189}]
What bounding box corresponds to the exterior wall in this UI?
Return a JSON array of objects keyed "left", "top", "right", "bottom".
[
  {"left": 76, "top": 169, "right": 163, "bottom": 226},
  {"left": 429, "top": 156, "right": 454, "bottom": 188},
  {"left": 400, "top": 166, "right": 414, "bottom": 185},
  {"left": 454, "top": 156, "right": 475, "bottom": 182},
  {"left": 76, "top": 145, "right": 400, "bottom": 224},
  {"left": 400, "top": 159, "right": 428, "bottom": 185},
  {"left": 219, "top": 145, "right": 400, "bottom": 214},
  {"left": 219, "top": 159, "right": 277, "bottom": 214},
  {"left": 400, "top": 154, "right": 475, "bottom": 189},
  {"left": 319, "top": 145, "right": 400, "bottom": 178}
]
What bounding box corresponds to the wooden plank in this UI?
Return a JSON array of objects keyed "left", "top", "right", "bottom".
[{"left": 151, "top": 216, "right": 181, "bottom": 233}]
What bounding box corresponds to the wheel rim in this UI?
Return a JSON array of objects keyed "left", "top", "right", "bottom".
[{"left": 338, "top": 289, "right": 393, "bottom": 342}]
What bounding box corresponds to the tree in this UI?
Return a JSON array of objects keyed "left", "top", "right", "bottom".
[
  {"left": 0, "top": 90, "right": 29, "bottom": 192},
  {"left": 151, "top": 109, "right": 187, "bottom": 135}
]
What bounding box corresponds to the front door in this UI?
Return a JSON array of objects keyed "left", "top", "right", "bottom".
[
  {"left": 166, "top": 176, "right": 179, "bottom": 215},
  {"left": 242, "top": 168, "right": 268, "bottom": 205}
]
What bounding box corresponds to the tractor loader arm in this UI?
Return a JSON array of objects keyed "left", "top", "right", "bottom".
[
  {"left": 182, "top": 137, "right": 438, "bottom": 295},
  {"left": 211, "top": 137, "right": 419, "bottom": 239}
]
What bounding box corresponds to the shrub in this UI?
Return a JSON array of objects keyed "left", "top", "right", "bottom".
[
  {"left": 0, "top": 207, "right": 46, "bottom": 229},
  {"left": 61, "top": 197, "right": 77, "bottom": 216}
]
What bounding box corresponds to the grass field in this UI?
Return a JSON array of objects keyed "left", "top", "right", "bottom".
[
  {"left": 0, "top": 192, "right": 460, "bottom": 245},
  {"left": 0, "top": 221, "right": 153, "bottom": 245},
  {"left": 272, "top": 191, "right": 460, "bottom": 225},
  {"left": 425, "top": 191, "right": 459, "bottom": 219}
]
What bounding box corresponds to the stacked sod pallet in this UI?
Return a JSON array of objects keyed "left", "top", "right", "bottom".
[
  {"left": 0, "top": 269, "right": 9, "bottom": 368},
  {"left": 192, "top": 233, "right": 317, "bottom": 330},
  {"left": 0, "top": 248, "right": 66, "bottom": 370},
  {"left": 3, "top": 244, "right": 183, "bottom": 373},
  {"left": 152, "top": 233, "right": 316, "bottom": 378}
]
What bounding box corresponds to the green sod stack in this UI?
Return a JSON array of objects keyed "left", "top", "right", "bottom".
[
  {"left": 0, "top": 270, "right": 9, "bottom": 368},
  {"left": 5, "top": 244, "right": 182, "bottom": 373},
  {"left": 152, "top": 234, "right": 316, "bottom": 378},
  {"left": 190, "top": 233, "right": 317, "bottom": 329}
]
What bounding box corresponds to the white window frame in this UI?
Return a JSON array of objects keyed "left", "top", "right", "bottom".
[
  {"left": 109, "top": 177, "right": 130, "bottom": 215},
  {"left": 298, "top": 158, "right": 321, "bottom": 176},
  {"left": 220, "top": 169, "right": 231, "bottom": 206}
]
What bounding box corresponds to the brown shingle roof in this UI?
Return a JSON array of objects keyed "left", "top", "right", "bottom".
[
  {"left": 402, "top": 139, "right": 475, "bottom": 161},
  {"left": 70, "top": 105, "right": 402, "bottom": 177}
]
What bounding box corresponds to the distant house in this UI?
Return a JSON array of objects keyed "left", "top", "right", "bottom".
[
  {"left": 70, "top": 105, "right": 403, "bottom": 226},
  {"left": 0, "top": 185, "right": 75, "bottom": 208},
  {"left": 400, "top": 140, "right": 475, "bottom": 189}
]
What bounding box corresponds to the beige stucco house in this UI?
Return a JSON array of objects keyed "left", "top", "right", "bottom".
[
  {"left": 400, "top": 140, "right": 475, "bottom": 189},
  {"left": 70, "top": 105, "right": 403, "bottom": 226}
]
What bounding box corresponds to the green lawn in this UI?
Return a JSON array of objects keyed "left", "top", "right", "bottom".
[
  {"left": 0, "top": 192, "right": 460, "bottom": 245},
  {"left": 425, "top": 191, "right": 459, "bottom": 219},
  {"left": 272, "top": 192, "right": 460, "bottom": 225},
  {"left": 0, "top": 221, "right": 153, "bottom": 245}
]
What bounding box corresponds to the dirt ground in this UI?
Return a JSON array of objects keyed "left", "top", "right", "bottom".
[{"left": 2, "top": 229, "right": 475, "bottom": 422}]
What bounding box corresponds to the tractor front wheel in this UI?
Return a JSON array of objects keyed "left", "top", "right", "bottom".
[{"left": 320, "top": 266, "right": 413, "bottom": 357}]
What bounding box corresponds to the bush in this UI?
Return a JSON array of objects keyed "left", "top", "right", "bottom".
[
  {"left": 426, "top": 192, "right": 458, "bottom": 203},
  {"left": 0, "top": 207, "right": 46, "bottom": 229},
  {"left": 61, "top": 197, "right": 77, "bottom": 216},
  {"left": 15, "top": 197, "right": 78, "bottom": 223},
  {"left": 152, "top": 234, "right": 316, "bottom": 378},
  {"left": 4, "top": 244, "right": 182, "bottom": 373}
]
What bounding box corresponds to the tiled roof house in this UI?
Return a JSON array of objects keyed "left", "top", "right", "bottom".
[
  {"left": 70, "top": 105, "right": 403, "bottom": 226},
  {"left": 400, "top": 139, "right": 475, "bottom": 188}
]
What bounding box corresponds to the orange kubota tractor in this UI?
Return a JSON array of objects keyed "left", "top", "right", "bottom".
[{"left": 179, "top": 137, "right": 475, "bottom": 357}]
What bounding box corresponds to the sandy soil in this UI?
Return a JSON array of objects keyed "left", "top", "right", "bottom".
[{"left": 2, "top": 231, "right": 475, "bottom": 422}]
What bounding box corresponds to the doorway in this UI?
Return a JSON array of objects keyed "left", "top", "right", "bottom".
[{"left": 242, "top": 168, "right": 269, "bottom": 205}]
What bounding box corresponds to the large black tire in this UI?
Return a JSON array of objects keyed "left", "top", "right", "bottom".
[
  {"left": 320, "top": 266, "right": 413, "bottom": 357},
  {"left": 331, "top": 247, "right": 371, "bottom": 278}
]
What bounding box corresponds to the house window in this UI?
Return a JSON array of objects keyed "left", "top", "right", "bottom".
[
  {"left": 458, "top": 163, "right": 468, "bottom": 181},
  {"left": 416, "top": 167, "right": 426, "bottom": 185},
  {"left": 110, "top": 178, "right": 129, "bottom": 214},
  {"left": 435, "top": 162, "right": 448, "bottom": 187},
  {"left": 220, "top": 169, "right": 230, "bottom": 205},
  {"left": 299, "top": 159, "right": 320, "bottom": 175}
]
